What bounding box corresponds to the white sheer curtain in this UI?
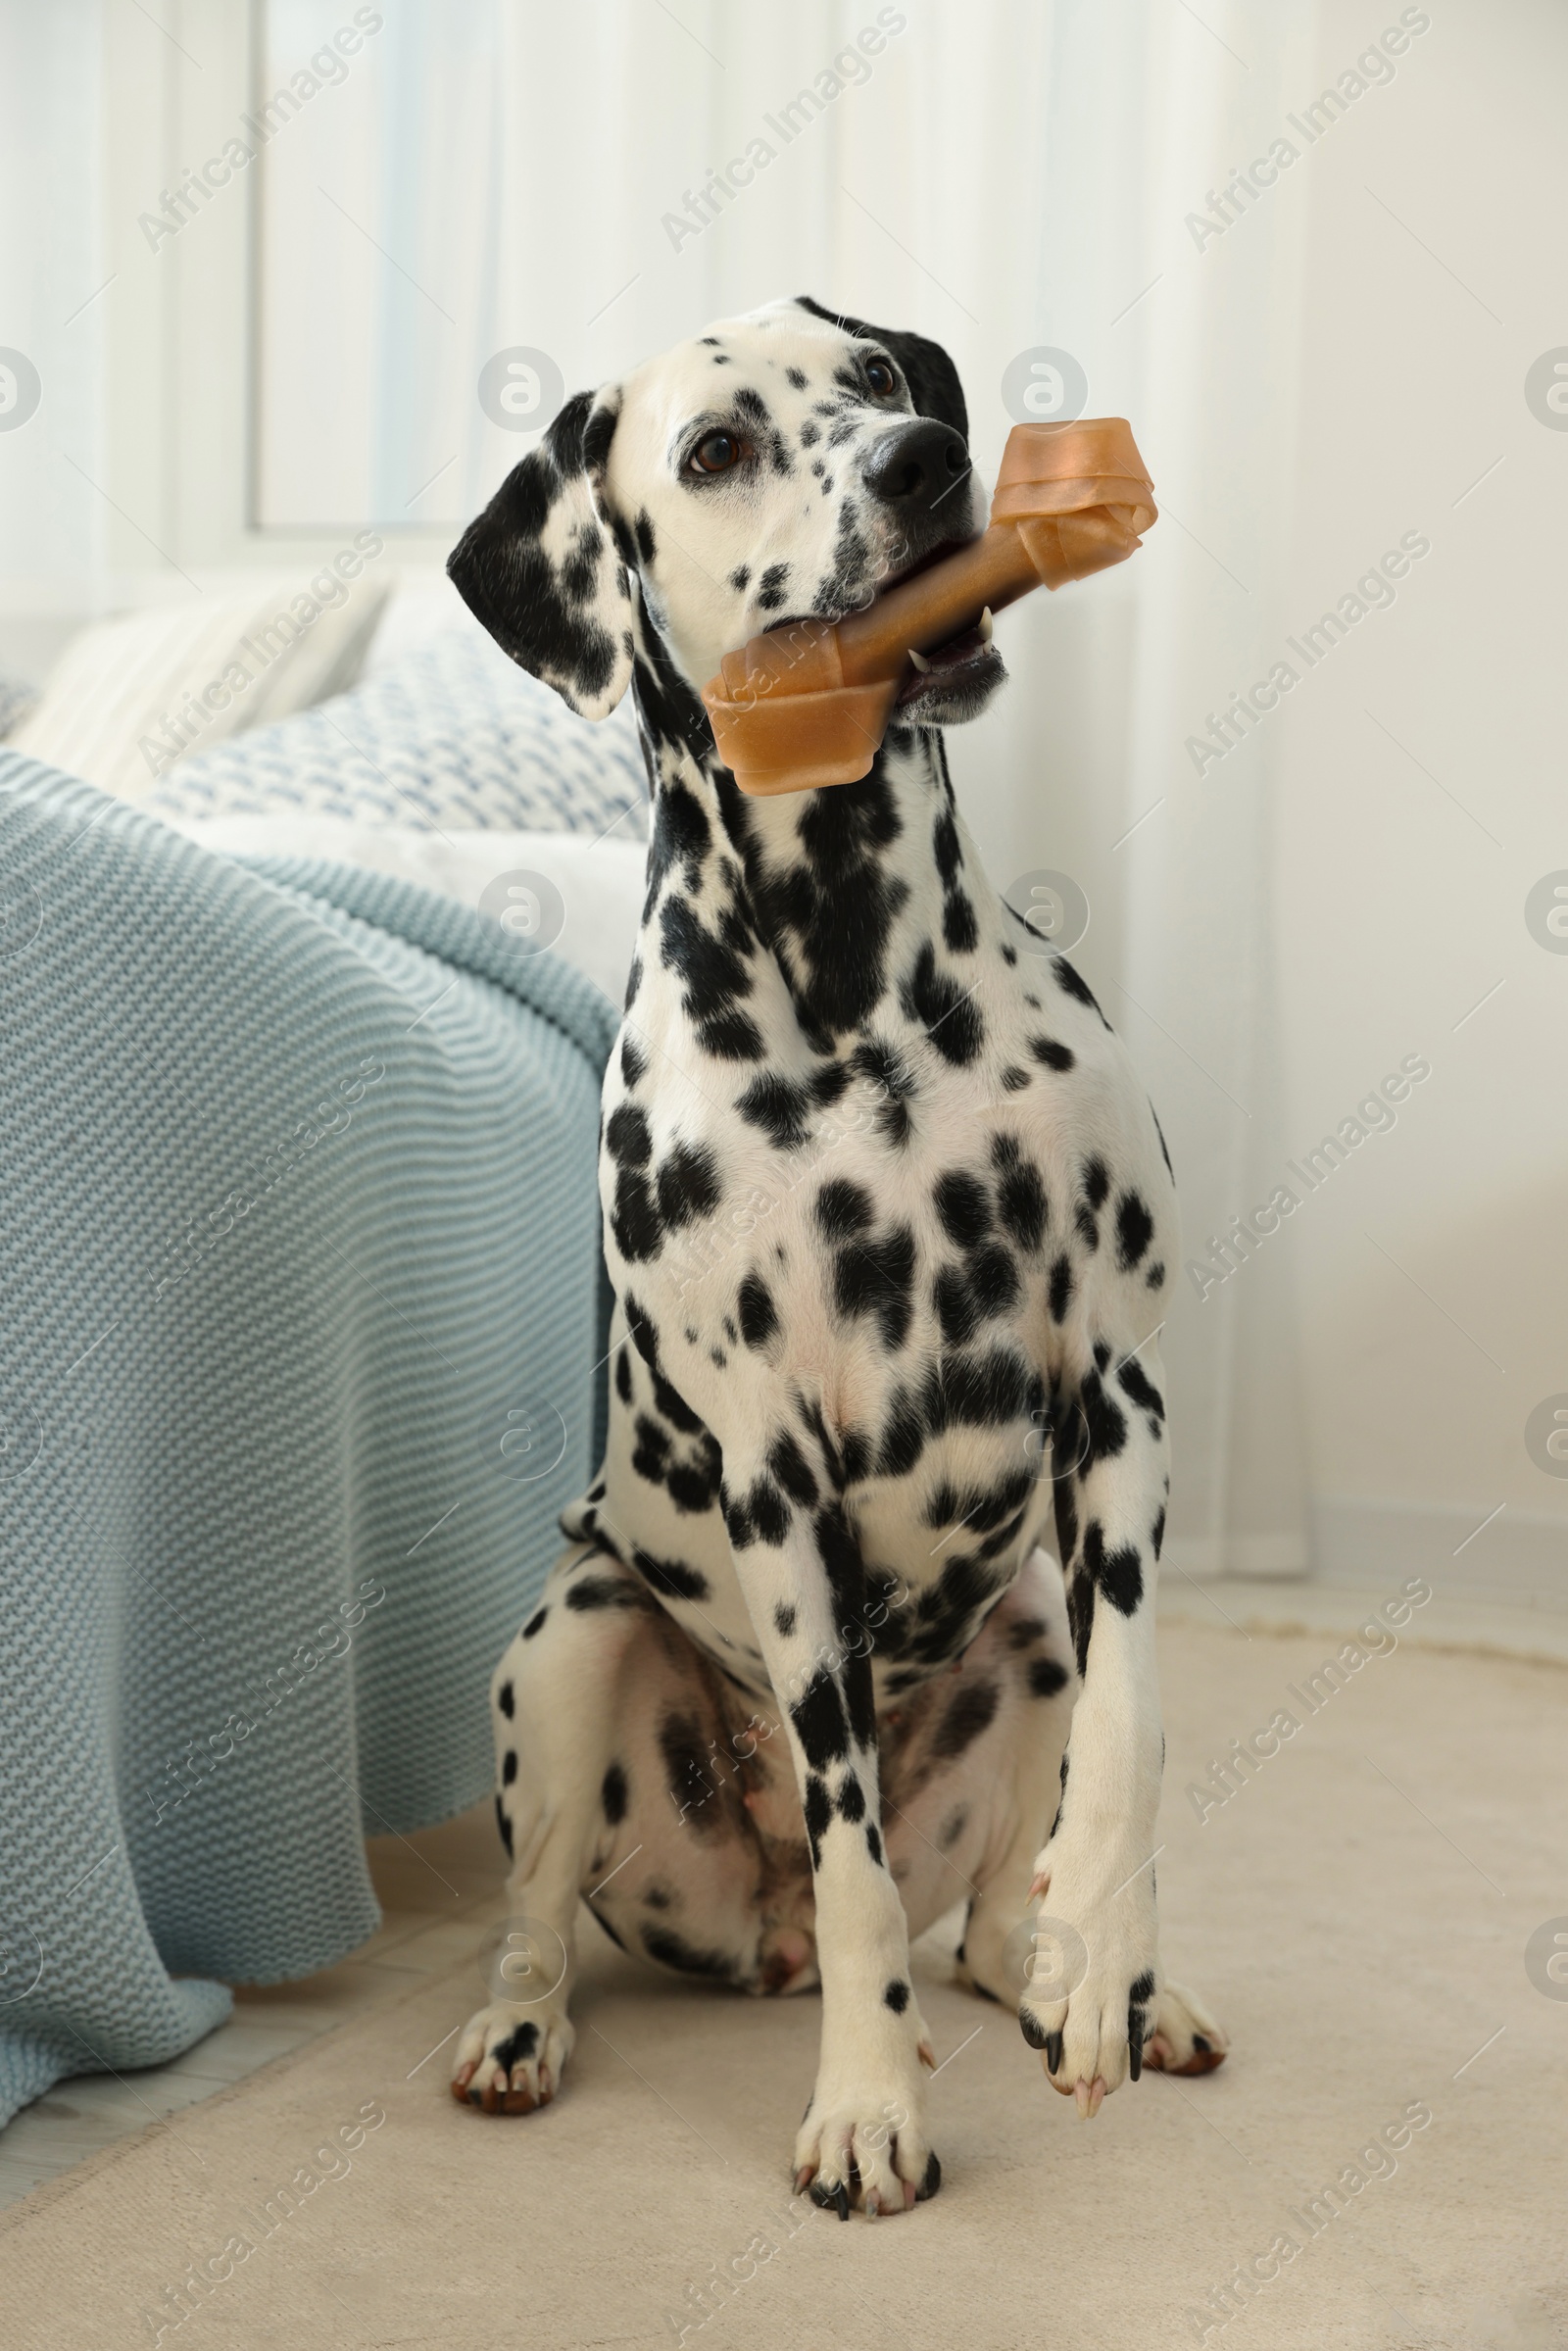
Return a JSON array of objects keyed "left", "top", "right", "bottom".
[
  {"left": 256, "top": 0, "right": 1320, "bottom": 1575},
  {"left": 0, "top": 0, "right": 105, "bottom": 625}
]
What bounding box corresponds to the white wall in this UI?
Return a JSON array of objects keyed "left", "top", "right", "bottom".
[{"left": 1267, "top": 0, "right": 1568, "bottom": 1600}]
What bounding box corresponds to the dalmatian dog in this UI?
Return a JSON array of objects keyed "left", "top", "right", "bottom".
[{"left": 446, "top": 295, "right": 1227, "bottom": 2214}]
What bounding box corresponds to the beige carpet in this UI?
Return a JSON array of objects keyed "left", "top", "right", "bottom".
[{"left": 4, "top": 1620, "right": 1566, "bottom": 2351}]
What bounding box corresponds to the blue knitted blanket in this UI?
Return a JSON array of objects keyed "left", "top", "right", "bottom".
[{"left": 0, "top": 755, "right": 615, "bottom": 2129}]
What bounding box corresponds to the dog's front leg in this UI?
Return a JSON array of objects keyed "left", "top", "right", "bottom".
[
  {"left": 723, "top": 1456, "right": 939, "bottom": 2218},
  {"left": 1018, "top": 1347, "right": 1170, "bottom": 2115}
]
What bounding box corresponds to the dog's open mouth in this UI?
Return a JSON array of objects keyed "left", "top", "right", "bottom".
[
  {"left": 877, "top": 535, "right": 1005, "bottom": 712},
  {"left": 893, "top": 615, "right": 1004, "bottom": 710},
  {"left": 760, "top": 537, "right": 1005, "bottom": 718}
]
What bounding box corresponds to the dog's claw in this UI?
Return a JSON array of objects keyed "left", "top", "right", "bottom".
[{"left": 808, "top": 2178, "right": 853, "bottom": 2223}]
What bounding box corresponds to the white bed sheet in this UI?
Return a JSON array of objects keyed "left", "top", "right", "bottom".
[{"left": 165, "top": 813, "right": 647, "bottom": 1012}]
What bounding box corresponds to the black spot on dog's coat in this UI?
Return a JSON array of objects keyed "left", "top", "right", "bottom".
[
  {"left": 934, "top": 1170, "right": 990, "bottom": 1250},
  {"left": 1118, "top": 1355, "right": 1166, "bottom": 1423},
  {"left": 738, "top": 1272, "right": 779, "bottom": 1349},
  {"left": 997, "top": 1160, "right": 1048, "bottom": 1249},
  {"left": 736, "top": 1072, "right": 810, "bottom": 1151},
  {"left": 632, "top": 1547, "right": 710, "bottom": 1603},
  {"left": 1054, "top": 957, "right": 1108, "bottom": 1024},
  {"left": 903, "top": 942, "right": 984, "bottom": 1064},
  {"left": 943, "top": 890, "right": 978, "bottom": 954},
  {"left": 491, "top": 2021, "right": 538, "bottom": 2072},
  {"left": 833, "top": 1224, "right": 916, "bottom": 1350},
  {"left": 815, "top": 1178, "right": 873, "bottom": 1240},
  {"left": 1116, "top": 1191, "right": 1154, "bottom": 1270},
  {"left": 836, "top": 1773, "right": 866, "bottom": 1823},
  {"left": 768, "top": 1430, "right": 818, "bottom": 1505},
  {"left": 757, "top": 561, "right": 790, "bottom": 612},
  {"left": 1085, "top": 1518, "right": 1143, "bottom": 1615},
  {"left": 803, "top": 1773, "right": 832, "bottom": 1867},
  {"left": 565, "top": 1575, "right": 638, "bottom": 1612},
  {"left": 792, "top": 1668, "right": 851, "bottom": 1771},
  {"left": 657, "top": 1143, "right": 721, "bottom": 1229},
  {"left": 606, "top": 1102, "right": 652, "bottom": 1167},
  {"left": 1031, "top": 1035, "right": 1074, "bottom": 1072},
  {"left": 1049, "top": 1255, "right": 1074, "bottom": 1322},
  {"left": 932, "top": 1679, "right": 1001, "bottom": 1760},
  {"left": 642, "top": 1925, "right": 737, "bottom": 1981}
]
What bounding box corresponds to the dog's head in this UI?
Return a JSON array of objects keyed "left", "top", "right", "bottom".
[{"left": 449, "top": 295, "right": 1005, "bottom": 741}]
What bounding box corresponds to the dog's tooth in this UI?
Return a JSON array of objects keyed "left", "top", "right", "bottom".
[
  {"left": 906, "top": 645, "right": 933, "bottom": 672},
  {"left": 978, "top": 605, "right": 994, "bottom": 644}
]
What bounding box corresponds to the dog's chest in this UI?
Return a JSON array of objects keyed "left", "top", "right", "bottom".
[{"left": 570, "top": 737, "right": 1174, "bottom": 1701}]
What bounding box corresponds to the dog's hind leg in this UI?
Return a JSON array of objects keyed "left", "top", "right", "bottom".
[{"left": 452, "top": 1541, "right": 655, "bottom": 2115}]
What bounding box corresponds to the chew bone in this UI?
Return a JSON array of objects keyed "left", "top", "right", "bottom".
[{"left": 702, "top": 417, "right": 1156, "bottom": 795}]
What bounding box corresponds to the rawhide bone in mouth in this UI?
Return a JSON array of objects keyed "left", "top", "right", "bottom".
[{"left": 702, "top": 416, "right": 1156, "bottom": 796}]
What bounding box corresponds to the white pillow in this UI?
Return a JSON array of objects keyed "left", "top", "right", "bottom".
[
  {"left": 11, "top": 558, "right": 391, "bottom": 801},
  {"left": 361, "top": 569, "right": 490, "bottom": 674},
  {"left": 160, "top": 813, "right": 647, "bottom": 1010}
]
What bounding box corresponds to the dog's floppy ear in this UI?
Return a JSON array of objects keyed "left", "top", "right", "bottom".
[
  {"left": 794, "top": 294, "right": 968, "bottom": 443},
  {"left": 448, "top": 387, "right": 635, "bottom": 719}
]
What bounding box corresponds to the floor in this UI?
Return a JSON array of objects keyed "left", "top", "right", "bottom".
[
  {"left": 0, "top": 1798, "right": 515, "bottom": 2215},
  {"left": 4, "top": 1574, "right": 1563, "bottom": 2222},
  {"left": 3, "top": 1589, "right": 1568, "bottom": 2341},
  {"left": 3, "top": 1609, "right": 1564, "bottom": 2351}
]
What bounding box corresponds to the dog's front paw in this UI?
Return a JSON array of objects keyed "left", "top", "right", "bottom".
[
  {"left": 1146, "top": 1979, "right": 1229, "bottom": 2076},
  {"left": 451, "top": 1998, "right": 573, "bottom": 2114},
  {"left": 1017, "top": 1846, "right": 1159, "bottom": 2114},
  {"left": 793, "top": 2022, "right": 939, "bottom": 2218}
]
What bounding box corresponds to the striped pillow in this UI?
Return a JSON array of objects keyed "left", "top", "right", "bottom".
[{"left": 10, "top": 559, "right": 390, "bottom": 800}]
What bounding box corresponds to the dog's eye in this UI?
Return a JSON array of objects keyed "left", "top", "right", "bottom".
[
  {"left": 688, "top": 430, "right": 744, "bottom": 475},
  {"left": 865, "top": 359, "right": 897, "bottom": 396}
]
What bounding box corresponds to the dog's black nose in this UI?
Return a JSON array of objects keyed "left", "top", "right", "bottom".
[{"left": 860, "top": 418, "right": 969, "bottom": 513}]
